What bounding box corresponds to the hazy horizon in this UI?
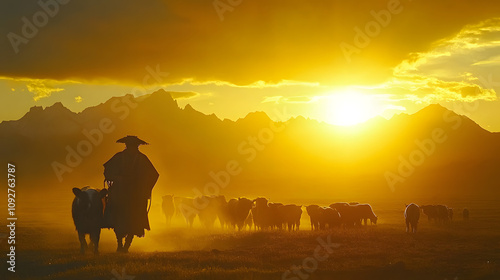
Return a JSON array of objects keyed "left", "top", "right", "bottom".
[{"left": 2, "top": 1, "right": 500, "bottom": 279}]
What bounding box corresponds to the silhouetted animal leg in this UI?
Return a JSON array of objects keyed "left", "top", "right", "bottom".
[
  {"left": 90, "top": 229, "right": 101, "bottom": 254},
  {"left": 78, "top": 232, "right": 87, "bottom": 254},
  {"left": 123, "top": 234, "right": 134, "bottom": 253},
  {"left": 115, "top": 232, "right": 125, "bottom": 252}
]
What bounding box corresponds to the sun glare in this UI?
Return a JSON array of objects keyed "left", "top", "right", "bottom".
[{"left": 325, "top": 89, "right": 378, "bottom": 126}]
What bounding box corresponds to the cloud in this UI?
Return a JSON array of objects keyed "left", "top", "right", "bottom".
[
  {"left": 174, "top": 79, "right": 321, "bottom": 89},
  {"left": 1, "top": 0, "right": 499, "bottom": 86},
  {"left": 75, "top": 96, "right": 83, "bottom": 103},
  {"left": 0, "top": 77, "right": 70, "bottom": 101},
  {"left": 381, "top": 17, "right": 500, "bottom": 103},
  {"left": 26, "top": 81, "right": 64, "bottom": 101},
  {"left": 168, "top": 91, "right": 200, "bottom": 100},
  {"left": 262, "top": 95, "right": 321, "bottom": 104}
]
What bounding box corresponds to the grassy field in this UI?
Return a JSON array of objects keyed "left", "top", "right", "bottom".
[{"left": 2, "top": 198, "right": 500, "bottom": 280}]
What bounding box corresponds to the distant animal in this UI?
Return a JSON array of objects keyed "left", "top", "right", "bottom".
[
  {"left": 175, "top": 197, "right": 197, "bottom": 227},
  {"left": 354, "top": 204, "right": 378, "bottom": 225},
  {"left": 436, "top": 205, "right": 449, "bottom": 222},
  {"left": 227, "top": 198, "right": 253, "bottom": 230},
  {"left": 329, "top": 202, "right": 350, "bottom": 210},
  {"left": 252, "top": 197, "right": 271, "bottom": 230},
  {"left": 211, "top": 195, "right": 229, "bottom": 228},
  {"left": 421, "top": 205, "right": 450, "bottom": 223},
  {"left": 318, "top": 207, "right": 341, "bottom": 230},
  {"left": 447, "top": 207, "right": 454, "bottom": 221},
  {"left": 420, "top": 205, "right": 439, "bottom": 222},
  {"left": 306, "top": 205, "right": 321, "bottom": 230},
  {"left": 194, "top": 195, "right": 229, "bottom": 229},
  {"left": 404, "top": 203, "right": 420, "bottom": 233},
  {"left": 72, "top": 187, "right": 108, "bottom": 254},
  {"left": 196, "top": 195, "right": 222, "bottom": 228},
  {"left": 330, "top": 203, "right": 357, "bottom": 227},
  {"left": 161, "top": 195, "right": 175, "bottom": 226},
  {"left": 463, "top": 208, "right": 469, "bottom": 220},
  {"left": 268, "top": 202, "right": 285, "bottom": 230},
  {"left": 279, "top": 204, "right": 302, "bottom": 231},
  {"left": 173, "top": 196, "right": 184, "bottom": 217}
]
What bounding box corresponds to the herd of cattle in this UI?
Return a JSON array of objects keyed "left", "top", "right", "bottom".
[
  {"left": 71, "top": 187, "right": 471, "bottom": 254},
  {"left": 161, "top": 195, "right": 469, "bottom": 233}
]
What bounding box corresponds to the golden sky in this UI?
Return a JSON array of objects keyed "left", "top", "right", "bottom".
[{"left": 1, "top": 0, "right": 500, "bottom": 130}]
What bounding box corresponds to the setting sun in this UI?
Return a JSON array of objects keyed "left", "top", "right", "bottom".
[
  {"left": 325, "top": 89, "right": 378, "bottom": 126},
  {"left": 2, "top": 1, "right": 500, "bottom": 279}
]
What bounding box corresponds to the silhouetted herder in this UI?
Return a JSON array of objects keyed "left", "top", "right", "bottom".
[{"left": 103, "top": 136, "right": 159, "bottom": 253}]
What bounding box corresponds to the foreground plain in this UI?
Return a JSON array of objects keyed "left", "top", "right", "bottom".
[{"left": 1, "top": 199, "right": 500, "bottom": 280}]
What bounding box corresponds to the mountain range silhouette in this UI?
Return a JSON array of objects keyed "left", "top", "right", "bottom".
[{"left": 1, "top": 89, "right": 499, "bottom": 200}]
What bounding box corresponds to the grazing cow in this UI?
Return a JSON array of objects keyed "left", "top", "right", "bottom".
[
  {"left": 331, "top": 203, "right": 357, "bottom": 227},
  {"left": 306, "top": 205, "right": 321, "bottom": 230},
  {"left": 420, "top": 205, "right": 439, "bottom": 222},
  {"left": 252, "top": 198, "right": 293, "bottom": 230},
  {"left": 161, "top": 195, "right": 175, "bottom": 226},
  {"left": 354, "top": 204, "right": 378, "bottom": 225},
  {"left": 279, "top": 204, "right": 302, "bottom": 231},
  {"left": 421, "top": 205, "right": 450, "bottom": 223},
  {"left": 329, "top": 202, "right": 350, "bottom": 210},
  {"left": 72, "top": 187, "right": 107, "bottom": 254},
  {"left": 404, "top": 203, "right": 420, "bottom": 233},
  {"left": 463, "top": 208, "right": 470, "bottom": 220},
  {"left": 436, "top": 205, "right": 449, "bottom": 222},
  {"left": 318, "top": 207, "right": 341, "bottom": 230},
  {"left": 227, "top": 198, "right": 253, "bottom": 230}
]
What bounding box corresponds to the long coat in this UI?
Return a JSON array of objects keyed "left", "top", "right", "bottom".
[{"left": 103, "top": 148, "right": 159, "bottom": 237}]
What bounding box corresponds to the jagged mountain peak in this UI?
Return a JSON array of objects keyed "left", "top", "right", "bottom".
[{"left": 146, "top": 89, "right": 178, "bottom": 106}]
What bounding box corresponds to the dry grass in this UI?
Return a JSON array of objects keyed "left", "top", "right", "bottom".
[{"left": 2, "top": 199, "right": 500, "bottom": 280}]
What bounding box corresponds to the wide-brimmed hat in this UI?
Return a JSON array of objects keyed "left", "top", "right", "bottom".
[{"left": 116, "top": 135, "right": 149, "bottom": 146}]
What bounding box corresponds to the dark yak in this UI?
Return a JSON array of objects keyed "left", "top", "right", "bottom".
[
  {"left": 421, "top": 205, "right": 450, "bottom": 223},
  {"left": 318, "top": 207, "right": 341, "bottom": 230},
  {"left": 306, "top": 205, "right": 321, "bottom": 230},
  {"left": 279, "top": 204, "right": 302, "bottom": 231},
  {"left": 72, "top": 187, "right": 107, "bottom": 254},
  {"left": 404, "top": 203, "right": 420, "bottom": 233},
  {"left": 227, "top": 198, "right": 253, "bottom": 230}
]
